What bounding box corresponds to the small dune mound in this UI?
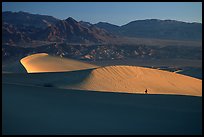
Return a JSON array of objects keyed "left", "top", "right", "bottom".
[
  {"left": 20, "top": 53, "right": 99, "bottom": 73},
  {"left": 62, "top": 65, "right": 202, "bottom": 96}
]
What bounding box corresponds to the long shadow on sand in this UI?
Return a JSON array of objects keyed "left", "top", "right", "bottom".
[
  {"left": 2, "top": 83, "right": 202, "bottom": 135},
  {"left": 2, "top": 68, "right": 94, "bottom": 88}
]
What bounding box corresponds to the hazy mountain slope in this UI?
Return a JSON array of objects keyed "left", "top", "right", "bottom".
[
  {"left": 2, "top": 11, "right": 115, "bottom": 44},
  {"left": 37, "top": 17, "right": 114, "bottom": 43},
  {"left": 79, "top": 21, "right": 93, "bottom": 28},
  {"left": 2, "top": 11, "right": 59, "bottom": 29},
  {"left": 95, "top": 19, "right": 202, "bottom": 41},
  {"left": 95, "top": 22, "right": 120, "bottom": 34},
  {"left": 2, "top": 22, "right": 32, "bottom": 44},
  {"left": 3, "top": 11, "right": 202, "bottom": 45}
]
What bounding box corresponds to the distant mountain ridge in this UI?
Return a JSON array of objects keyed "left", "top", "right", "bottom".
[
  {"left": 95, "top": 19, "right": 202, "bottom": 41},
  {"left": 2, "top": 11, "right": 115, "bottom": 44},
  {"left": 3, "top": 11, "right": 59, "bottom": 29},
  {"left": 34, "top": 17, "right": 114, "bottom": 43},
  {"left": 2, "top": 11, "right": 202, "bottom": 45},
  {"left": 2, "top": 11, "right": 202, "bottom": 62},
  {"left": 95, "top": 22, "right": 120, "bottom": 35}
]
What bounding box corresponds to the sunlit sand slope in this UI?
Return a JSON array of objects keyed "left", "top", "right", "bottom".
[
  {"left": 20, "top": 53, "right": 99, "bottom": 73},
  {"left": 19, "top": 53, "right": 201, "bottom": 96},
  {"left": 62, "top": 66, "right": 201, "bottom": 96}
]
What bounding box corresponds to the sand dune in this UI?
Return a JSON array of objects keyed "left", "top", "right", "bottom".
[
  {"left": 19, "top": 53, "right": 202, "bottom": 96},
  {"left": 20, "top": 53, "right": 99, "bottom": 73},
  {"left": 61, "top": 65, "right": 202, "bottom": 96},
  {"left": 3, "top": 53, "right": 202, "bottom": 134}
]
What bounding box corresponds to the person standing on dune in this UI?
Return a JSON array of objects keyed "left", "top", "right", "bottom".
[{"left": 145, "top": 89, "right": 148, "bottom": 94}]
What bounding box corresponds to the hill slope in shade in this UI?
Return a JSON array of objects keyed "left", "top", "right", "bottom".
[
  {"left": 95, "top": 19, "right": 202, "bottom": 41},
  {"left": 20, "top": 53, "right": 202, "bottom": 96},
  {"left": 20, "top": 53, "right": 99, "bottom": 73},
  {"left": 2, "top": 11, "right": 59, "bottom": 29}
]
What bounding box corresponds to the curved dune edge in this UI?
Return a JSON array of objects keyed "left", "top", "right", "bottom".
[
  {"left": 20, "top": 53, "right": 201, "bottom": 96},
  {"left": 20, "top": 53, "right": 99, "bottom": 73},
  {"left": 60, "top": 65, "right": 202, "bottom": 97}
]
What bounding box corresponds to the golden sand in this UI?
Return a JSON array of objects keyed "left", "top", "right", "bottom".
[
  {"left": 62, "top": 65, "right": 202, "bottom": 96},
  {"left": 21, "top": 53, "right": 202, "bottom": 96},
  {"left": 20, "top": 53, "right": 99, "bottom": 73}
]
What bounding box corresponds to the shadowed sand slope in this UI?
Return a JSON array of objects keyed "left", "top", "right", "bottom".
[
  {"left": 20, "top": 53, "right": 99, "bottom": 73},
  {"left": 2, "top": 83, "right": 202, "bottom": 135},
  {"left": 2, "top": 60, "right": 27, "bottom": 73}
]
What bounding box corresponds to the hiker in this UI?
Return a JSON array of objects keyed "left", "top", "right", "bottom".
[{"left": 145, "top": 89, "right": 148, "bottom": 94}]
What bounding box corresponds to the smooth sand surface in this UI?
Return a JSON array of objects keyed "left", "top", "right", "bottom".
[
  {"left": 4, "top": 68, "right": 201, "bottom": 97},
  {"left": 20, "top": 53, "right": 99, "bottom": 73},
  {"left": 19, "top": 53, "right": 202, "bottom": 96},
  {"left": 2, "top": 60, "right": 27, "bottom": 73},
  {"left": 2, "top": 83, "right": 202, "bottom": 135},
  {"left": 65, "top": 65, "right": 201, "bottom": 96}
]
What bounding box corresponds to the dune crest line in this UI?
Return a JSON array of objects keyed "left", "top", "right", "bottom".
[{"left": 20, "top": 53, "right": 202, "bottom": 96}]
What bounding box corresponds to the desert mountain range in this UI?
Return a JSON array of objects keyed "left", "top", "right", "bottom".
[{"left": 3, "top": 11, "right": 202, "bottom": 45}]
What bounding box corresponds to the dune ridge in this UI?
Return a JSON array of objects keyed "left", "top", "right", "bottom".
[
  {"left": 20, "top": 53, "right": 99, "bottom": 73},
  {"left": 20, "top": 53, "right": 202, "bottom": 96},
  {"left": 61, "top": 65, "right": 202, "bottom": 96}
]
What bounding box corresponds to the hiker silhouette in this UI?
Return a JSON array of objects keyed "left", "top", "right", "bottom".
[{"left": 145, "top": 89, "right": 148, "bottom": 94}]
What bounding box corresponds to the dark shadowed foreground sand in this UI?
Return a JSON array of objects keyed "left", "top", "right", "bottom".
[{"left": 2, "top": 83, "right": 202, "bottom": 135}]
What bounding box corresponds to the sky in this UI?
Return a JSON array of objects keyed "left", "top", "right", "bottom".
[{"left": 2, "top": 2, "right": 202, "bottom": 26}]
